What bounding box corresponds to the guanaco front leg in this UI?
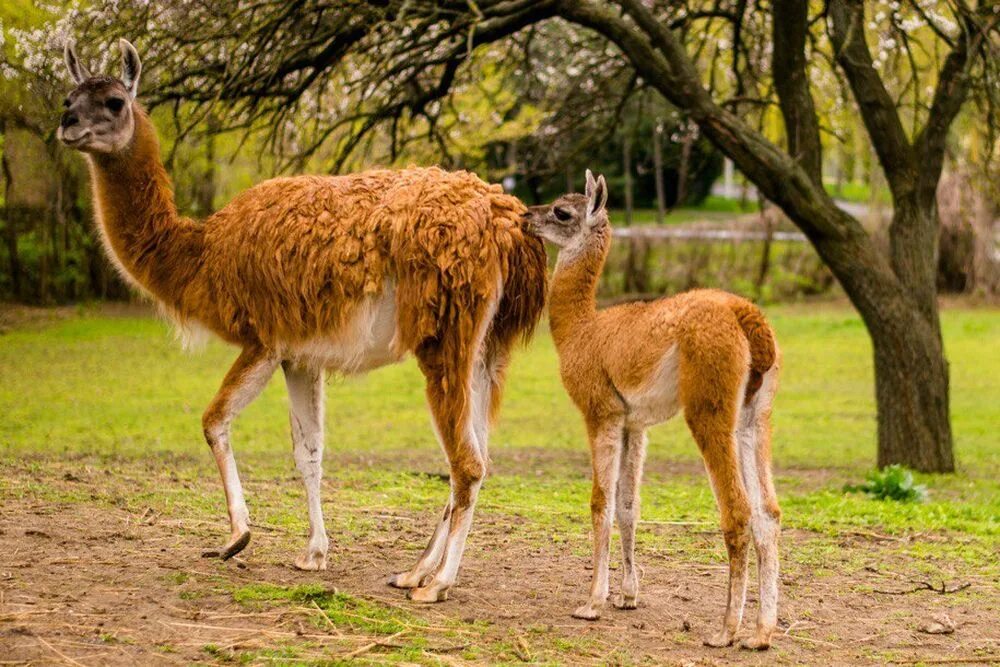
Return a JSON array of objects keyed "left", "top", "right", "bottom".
[
  {"left": 573, "top": 418, "right": 624, "bottom": 620},
  {"left": 283, "top": 361, "right": 329, "bottom": 571},
  {"left": 201, "top": 345, "right": 279, "bottom": 560},
  {"left": 614, "top": 426, "right": 647, "bottom": 610}
]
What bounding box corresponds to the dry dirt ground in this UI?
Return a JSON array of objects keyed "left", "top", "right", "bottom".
[{"left": 1, "top": 460, "right": 998, "bottom": 666}]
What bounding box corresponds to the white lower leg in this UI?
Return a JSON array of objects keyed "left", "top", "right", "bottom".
[
  {"left": 409, "top": 480, "right": 481, "bottom": 602},
  {"left": 410, "top": 479, "right": 483, "bottom": 602},
  {"left": 574, "top": 424, "right": 622, "bottom": 620},
  {"left": 216, "top": 442, "right": 251, "bottom": 540},
  {"left": 285, "top": 364, "right": 328, "bottom": 571},
  {"left": 744, "top": 514, "right": 780, "bottom": 649},
  {"left": 735, "top": 394, "right": 780, "bottom": 650},
  {"left": 293, "top": 448, "right": 328, "bottom": 570},
  {"left": 389, "top": 497, "right": 452, "bottom": 588},
  {"left": 615, "top": 429, "right": 646, "bottom": 609},
  {"left": 203, "top": 349, "right": 278, "bottom": 559}
]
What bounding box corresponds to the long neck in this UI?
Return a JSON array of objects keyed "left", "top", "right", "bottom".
[
  {"left": 88, "top": 105, "right": 202, "bottom": 308},
  {"left": 548, "top": 228, "right": 611, "bottom": 349}
]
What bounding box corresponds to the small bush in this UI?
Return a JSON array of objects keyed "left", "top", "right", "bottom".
[{"left": 844, "top": 465, "right": 928, "bottom": 503}]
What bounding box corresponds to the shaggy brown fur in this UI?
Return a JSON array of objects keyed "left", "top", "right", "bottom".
[
  {"left": 525, "top": 172, "right": 781, "bottom": 650},
  {"left": 59, "top": 41, "right": 545, "bottom": 601}
]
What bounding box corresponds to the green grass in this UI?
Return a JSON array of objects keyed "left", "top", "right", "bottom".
[
  {"left": 1, "top": 303, "right": 997, "bottom": 547},
  {"left": 607, "top": 196, "right": 758, "bottom": 226}
]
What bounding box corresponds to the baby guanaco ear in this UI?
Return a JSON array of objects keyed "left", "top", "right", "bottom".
[
  {"left": 64, "top": 41, "right": 91, "bottom": 85},
  {"left": 119, "top": 38, "right": 142, "bottom": 99},
  {"left": 587, "top": 172, "right": 608, "bottom": 218},
  {"left": 585, "top": 169, "right": 596, "bottom": 199}
]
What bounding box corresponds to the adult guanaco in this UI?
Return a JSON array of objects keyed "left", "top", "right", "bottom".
[
  {"left": 57, "top": 39, "right": 546, "bottom": 602},
  {"left": 524, "top": 171, "right": 781, "bottom": 650}
]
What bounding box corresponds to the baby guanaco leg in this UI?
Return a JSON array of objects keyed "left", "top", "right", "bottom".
[
  {"left": 573, "top": 418, "right": 624, "bottom": 620},
  {"left": 737, "top": 369, "right": 782, "bottom": 650},
  {"left": 614, "top": 426, "right": 647, "bottom": 610},
  {"left": 201, "top": 345, "right": 279, "bottom": 560},
  {"left": 687, "top": 404, "right": 752, "bottom": 648}
]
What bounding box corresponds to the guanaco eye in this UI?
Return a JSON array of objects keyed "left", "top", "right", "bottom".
[
  {"left": 553, "top": 207, "right": 573, "bottom": 222},
  {"left": 105, "top": 97, "right": 126, "bottom": 113},
  {"left": 63, "top": 98, "right": 71, "bottom": 108}
]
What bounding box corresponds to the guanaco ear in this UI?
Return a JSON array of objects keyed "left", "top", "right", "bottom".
[
  {"left": 64, "top": 41, "right": 91, "bottom": 85},
  {"left": 587, "top": 172, "right": 608, "bottom": 217},
  {"left": 119, "top": 38, "right": 142, "bottom": 99},
  {"left": 585, "top": 169, "right": 597, "bottom": 199}
]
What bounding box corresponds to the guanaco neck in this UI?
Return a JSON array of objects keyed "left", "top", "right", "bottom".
[
  {"left": 548, "top": 227, "right": 611, "bottom": 350},
  {"left": 88, "top": 104, "right": 203, "bottom": 310}
]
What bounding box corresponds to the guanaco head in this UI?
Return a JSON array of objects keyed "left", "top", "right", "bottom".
[
  {"left": 524, "top": 170, "right": 609, "bottom": 251},
  {"left": 58, "top": 39, "right": 142, "bottom": 154}
]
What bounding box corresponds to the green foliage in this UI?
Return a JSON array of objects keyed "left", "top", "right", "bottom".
[{"left": 844, "top": 465, "right": 928, "bottom": 503}]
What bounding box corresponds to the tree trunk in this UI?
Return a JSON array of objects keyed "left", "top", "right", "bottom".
[
  {"left": 676, "top": 128, "right": 693, "bottom": 208},
  {"left": 754, "top": 198, "right": 772, "bottom": 298},
  {"left": 866, "top": 300, "right": 953, "bottom": 472},
  {"left": 652, "top": 122, "right": 666, "bottom": 223},
  {"left": 1, "top": 143, "right": 23, "bottom": 301},
  {"left": 623, "top": 133, "right": 633, "bottom": 225},
  {"left": 803, "top": 204, "right": 955, "bottom": 473}
]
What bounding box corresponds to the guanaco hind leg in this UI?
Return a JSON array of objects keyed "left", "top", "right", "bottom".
[
  {"left": 392, "top": 291, "right": 500, "bottom": 602},
  {"left": 283, "top": 361, "right": 329, "bottom": 571},
  {"left": 388, "top": 350, "right": 497, "bottom": 591},
  {"left": 201, "top": 346, "right": 279, "bottom": 560},
  {"left": 736, "top": 368, "right": 782, "bottom": 650}
]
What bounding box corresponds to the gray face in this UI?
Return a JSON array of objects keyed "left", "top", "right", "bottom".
[
  {"left": 58, "top": 40, "right": 142, "bottom": 154},
  {"left": 58, "top": 78, "right": 135, "bottom": 153},
  {"left": 524, "top": 171, "right": 609, "bottom": 250},
  {"left": 524, "top": 193, "right": 595, "bottom": 247}
]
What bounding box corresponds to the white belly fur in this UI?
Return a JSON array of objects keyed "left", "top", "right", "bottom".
[
  {"left": 622, "top": 344, "right": 681, "bottom": 428},
  {"left": 285, "top": 282, "right": 405, "bottom": 374}
]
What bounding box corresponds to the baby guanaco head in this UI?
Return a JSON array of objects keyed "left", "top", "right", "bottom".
[
  {"left": 58, "top": 39, "right": 142, "bottom": 154},
  {"left": 524, "top": 170, "right": 609, "bottom": 251}
]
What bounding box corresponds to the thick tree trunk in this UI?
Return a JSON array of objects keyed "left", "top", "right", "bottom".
[
  {"left": 861, "top": 292, "right": 954, "bottom": 471},
  {"left": 802, "top": 207, "right": 955, "bottom": 472}
]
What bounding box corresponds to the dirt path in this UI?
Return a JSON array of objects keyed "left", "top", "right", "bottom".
[{"left": 2, "top": 480, "right": 998, "bottom": 666}]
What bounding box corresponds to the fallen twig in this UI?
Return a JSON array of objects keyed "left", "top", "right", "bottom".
[
  {"left": 339, "top": 629, "right": 408, "bottom": 659},
  {"left": 35, "top": 635, "right": 88, "bottom": 667},
  {"left": 872, "top": 581, "right": 971, "bottom": 595}
]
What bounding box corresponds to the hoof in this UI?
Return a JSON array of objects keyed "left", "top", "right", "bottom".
[
  {"left": 202, "top": 530, "right": 251, "bottom": 560},
  {"left": 387, "top": 572, "right": 420, "bottom": 590},
  {"left": 294, "top": 550, "right": 328, "bottom": 571},
  {"left": 740, "top": 634, "right": 772, "bottom": 651},
  {"left": 703, "top": 630, "right": 736, "bottom": 648},
  {"left": 407, "top": 584, "right": 448, "bottom": 603},
  {"left": 614, "top": 594, "right": 638, "bottom": 610},
  {"left": 572, "top": 604, "right": 602, "bottom": 621}
]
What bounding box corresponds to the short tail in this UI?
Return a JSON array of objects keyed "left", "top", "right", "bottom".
[{"left": 730, "top": 301, "right": 776, "bottom": 402}]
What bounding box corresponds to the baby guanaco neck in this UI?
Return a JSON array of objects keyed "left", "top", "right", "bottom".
[
  {"left": 88, "top": 105, "right": 203, "bottom": 309},
  {"left": 548, "top": 227, "right": 611, "bottom": 350}
]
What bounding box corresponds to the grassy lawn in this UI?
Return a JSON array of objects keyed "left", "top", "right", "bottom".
[
  {"left": 1, "top": 301, "right": 998, "bottom": 664},
  {"left": 607, "top": 196, "right": 759, "bottom": 226}
]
